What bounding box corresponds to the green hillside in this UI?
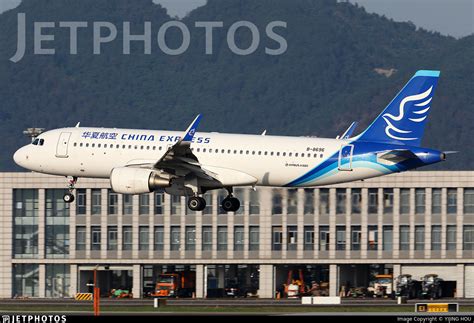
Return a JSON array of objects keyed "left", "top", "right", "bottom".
[{"left": 0, "top": 0, "right": 472, "bottom": 171}]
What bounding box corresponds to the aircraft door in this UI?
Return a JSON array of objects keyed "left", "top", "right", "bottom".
[
  {"left": 338, "top": 144, "right": 354, "bottom": 171},
  {"left": 56, "top": 132, "right": 72, "bottom": 158}
]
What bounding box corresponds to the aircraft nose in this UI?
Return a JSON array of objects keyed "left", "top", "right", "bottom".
[{"left": 13, "top": 146, "right": 28, "bottom": 168}]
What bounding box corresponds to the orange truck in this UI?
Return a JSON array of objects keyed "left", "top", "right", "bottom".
[{"left": 151, "top": 272, "right": 196, "bottom": 298}]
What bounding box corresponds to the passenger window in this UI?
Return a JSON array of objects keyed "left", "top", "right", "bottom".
[
  {"left": 122, "top": 145, "right": 126, "bottom": 149},
  {"left": 146, "top": 146, "right": 150, "bottom": 150},
  {"left": 301, "top": 153, "right": 305, "bottom": 157},
  {"left": 252, "top": 151, "right": 255, "bottom": 155},
  {"left": 159, "top": 146, "right": 162, "bottom": 150},
  {"left": 264, "top": 152, "right": 268, "bottom": 156},
  {"left": 116, "top": 144, "right": 119, "bottom": 149},
  {"left": 86, "top": 143, "right": 89, "bottom": 147},
  {"left": 233, "top": 150, "right": 237, "bottom": 154},
  {"left": 197, "top": 148, "right": 200, "bottom": 152},
  {"left": 73, "top": 143, "right": 77, "bottom": 147},
  {"left": 209, "top": 149, "right": 212, "bottom": 153},
  {"left": 203, "top": 148, "right": 206, "bottom": 153},
  {"left": 258, "top": 151, "right": 261, "bottom": 155},
  {"left": 153, "top": 146, "right": 156, "bottom": 150},
  {"left": 80, "top": 143, "right": 83, "bottom": 147},
  {"left": 289, "top": 152, "right": 292, "bottom": 157},
  {"left": 283, "top": 152, "right": 286, "bottom": 156},
  {"left": 270, "top": 152, "right": 274, "bottom": 156},
  {"left": 221, "top": 149, "right": 225, "bottom": 153},
  {"left": 128, "top": 145, "right": 132, "bottom": 149},
  {"left": 140, "top": 146, "right": 144, "bottom": 150},
  {"left": 134, "top": 146, "right": 138, "bottom": 150},
  {"left": 320, "top": 154, "right": 323, "bottom": 158},
  {"left": 92, "top": 143, "right": 95, "bottom": 148},
  {"left": 98, "top": 144, "right": 101, "bottom": 148},
  {"left": 104, "top": 144, "right": 107, "bottom": 148},
  {"left": 295, "top": 153, "right": 298, "bottom": 157}
]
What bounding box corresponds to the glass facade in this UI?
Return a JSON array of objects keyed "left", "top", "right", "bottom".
[
  {"left": 319, "top": 189, "right": 329, "bottom": 215},
  {"left": 45, "top": 190, "right": 70, "bottom": 258},
  {"left": 108, "top": 190, "right": 118, "bottom": 215},
  {"left": 13, "top": 264, "right": 39, "bottom": 297},
  {"left": 234, "top": 226, "right": 244, "bottom": 251},
  {"left": 249, "top": 226, "right": 259, "bottom": 251},
  {"left": 432, "top": 188, "right": 442, "bottom": 214},
  {"left": 45, "top": 264, "right": 70, "bottom": 298},
  {"left": 154, "top": 226, "right": 164, "bottom": 251},
  {"left": 351, "top": 189, "right": 361, "bottom": 214},
  {"left": 287, "top": 189, "right": 298, "bottom": 215},
  {"left": 13, "top": 189, "right": 39, "bottom": 258}
]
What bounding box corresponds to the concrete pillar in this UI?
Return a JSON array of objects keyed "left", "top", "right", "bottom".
[
  {"left": 39, "top": 264, "right": 46, "bottom": 298},
  {"left": 393, "top": 188, "right": 400, "bottom": 259},
  {"left": 38, "top": 189, "right": 45, "bottom": 259},
  {"left": 456, "top": 264, "right": 464, "bottom": 298},
  {"left": 258, "top": 264, "right": 274, "bottom": 298},
  {"left": 393, "top": 264, "right": 401, "bottom": 281},
  {"left": 195, "top": 265, "right": 205, "bottom": 298},
  {"left": 329, "top": 264, "right": 338, "bottom": 297},
  {"left": 70, "top": 264, "right": 78, "bottom": 297},
  {"left": 0, "top": 187, "right": 13, "bottom": 298},
  {"left": 101, "top": 189, "right": 108, "bottom": 259},
  {"left": 132, "top": 264, "right": 141, "bottom": 299},
  {"left": 425, "top": 188, "right": 432, "bottom": 259}
]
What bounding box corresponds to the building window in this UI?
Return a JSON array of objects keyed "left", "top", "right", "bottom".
[
  {"left": 217, "top": 226, "right": 228, "bottom": 251},
  {"left": 399, "top": 225, "right": 410, "bottom": 251},
  {"left": 123, "top": 194, "right": 133, "bottom": 215},
  {"left": 304, "top": 226, "right": 314, "bottom": 251},
  {"left": 201, "top": 193, "right": 213, "bottom": 215},
  {"left": 234, "top": 189, "right": 245, "bottom": 215},
  {"left": 272, "top": 226, "right": 283, "bottom": 251},
  {"left": 383, "top": 188, "right": 394, "bottom": 214},
  {"left": 76, "top": 189, "right": 87, "bottom": 215},
  {"left": 249, "top": 190, "right": 260, "bottom": 215},
  {"left": 234, "top": 226, "right": 244, "bottom": 251},
  {"left": 304, "top": 189, "right": 314, "bottom": 215},
  {"left": 447, "top": 188, "right": 457, "bottom": 214},
  {"left": 154, "top": 191, "right": 164, "bottom": 215},
  {"left": 122, "top": 226, "right": 133, "bottom": 251},
  {"left": 202, "top": 226, "right": 212, "bottom": 251},
  {"left": 446, "top": 225, "right": 457, "bottom": 250},
  {"left": 91, "top": 226, "right": 101, "bottom": 251},
  {"left": 463, "top": 225, "right": 474, "bottom": 250},
  {"left": 368, "top": 225, "right": 378, "bottom": 250},
  {"left": 139, "top": 194, "right": 150, "bottom": 215},
  {"left": 464, "top": 188, "right": 474, "bottom": 214},
  {"left": 287, "top": 189, "right": 298, "bottom": 215},
  {"left": 287, "top": 226, "right": 298, "bottom": 251},
  {"left": 415, "top": 189, "right": 425, "bottom": 214},
  {"left": 382, "top": 226, "right": 393, "bottom": 251},
  {"left": 76, "top": 226, "right": 86, "bottom": 251},
  {"left": 170, "top": 226, "right": 180, "bottom": 251},
  {"left": 13, "top": 264, "right": 39, "bottom": 297},
  {"left": 351, "top": 226, "right": 361, "bottom": 251},
  {"left": 185, "top": 226, "right": 196, "bottom": 251},
  {"left": 368, "top": 188, "right": 378, "bottom": 214},
  {"left": 431, "top": 188, "right": 442, "bottom": 214},
  {"left": 431, "top": 225, "right": 442, "bottom": 251},
  {"left": 139, "top": 226, "right": 150, "bottom": 251},
  {"left": 107, "top": 226, "right": 118, "bottom": 251},
  {"left": 154, "top": 226, "right": 164, "bottom": 251},
  {"left": 415, "top": 225, "right": 425, "bottom": 250},
  {"left": 108, "top": 190, "right": 118, "bottom": 215},
  {"left": 46, "top": 225, "right": 69, "bottom": 258},
  {"left": 319, "top": 189, "right": 330, "bottom": 215},
  {"left": 336, "top": 189, "right": 346, "bottom": 214},
  {"left": 319, "top": 226, "right": 330, "bottom": 251},
  {"left": 46, "top": 189, "right": 70, "bottom": 217},
  {"left": 351, "top": 188, "right": 361, "bottom": 214},
  {"left": 272, "top": 190, "right": 283, "bottom": 215},
  {"left": 45, "top": 264, "right": 70, "bottom": 298},
  {"left": 91, "top": 189, "right": 102, "bottom": 215},
  {"left": 13, "top": 189, "right": 39, "bottom": 258},
  {"left": 336, "top": 226, "right": 346, "bottom": 251},
  {"left": 171, "top": 195, "right": 182, "bottom": 215},
  {"left": 400, "top": 189, "right": 410, "bottom": 215},
  {"left": 249, "top": 226, "right": 260, "bottom": 251}
]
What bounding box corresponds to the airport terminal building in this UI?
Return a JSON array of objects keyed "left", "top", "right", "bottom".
[{"left": 0, "top": 171, "right": 473, "bottom": 299}]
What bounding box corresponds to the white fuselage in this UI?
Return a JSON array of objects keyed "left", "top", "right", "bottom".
[{"left": 14, "top": 127, "right": 389, "bottom": 188}]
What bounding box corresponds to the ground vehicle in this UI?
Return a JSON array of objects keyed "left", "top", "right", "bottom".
[
  {"left": 109, "top": 288, "right": 133, "bottom": 298},
  {"left": 151, "top": 272, "right": 195, "bottom": 298},
  {"left": 395, "top": 274, "right": 420, "bottom": 299},
  {"left": 421, "top": 274, "right": 443, "bottom": 299},
  {"left": 367, "top": 274, "right": 393, "bottom": 298}
]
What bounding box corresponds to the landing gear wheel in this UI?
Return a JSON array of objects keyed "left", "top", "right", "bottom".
[
  {"left": 221, "top": 197, "right": 240, "bottom": 212},
  {"left": 63, "top": 193, "right": 75, "bottom": 203},
  {"left": 188, "top": 196, "right": 206, "bottom": 211}
]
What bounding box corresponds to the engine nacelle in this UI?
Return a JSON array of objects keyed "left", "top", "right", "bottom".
[{"left": 110, "top": 167, "right": 170, "bottom": 194}]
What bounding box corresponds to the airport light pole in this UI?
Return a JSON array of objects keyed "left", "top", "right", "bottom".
[
  {"left": 93, "top": 265, "right": 100, "bottom": 316},
  {"left": 22, "top": 128, "right": 45, "bottom": 142}
]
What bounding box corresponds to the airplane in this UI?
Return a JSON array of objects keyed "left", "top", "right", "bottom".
[{"left": 14, "top": 70, "right": 450, "bottom": 212}]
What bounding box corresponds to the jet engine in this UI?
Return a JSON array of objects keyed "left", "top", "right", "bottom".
[{"left": 110, "top": 167, "right": 170, "bottom": 194}]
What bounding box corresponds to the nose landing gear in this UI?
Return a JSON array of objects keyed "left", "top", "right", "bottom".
[{"left": 63, "top": 176, "right": 78, "bottom": 203}]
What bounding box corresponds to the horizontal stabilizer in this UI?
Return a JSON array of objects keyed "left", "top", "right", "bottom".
[
  {"left": 339, "top": 121, "right": 358, "bottom": 139},
  {"left": 377, "top": 149, "right": 419, "bottom": 163}
]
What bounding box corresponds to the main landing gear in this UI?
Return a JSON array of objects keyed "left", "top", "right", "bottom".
[
  {"left": 63, "top": 176, "right": 78, "bottom": 203},
  {"left": 187, "top": 188, "right": 240, "bottom": 212}
]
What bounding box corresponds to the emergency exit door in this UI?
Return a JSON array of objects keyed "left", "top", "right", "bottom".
[{"left": 338, "top": 144, "right": 354, "bottom": 171}]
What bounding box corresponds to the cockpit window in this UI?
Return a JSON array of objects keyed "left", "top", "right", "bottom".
[
  {"left": 39, "top": 139, "right": 44, "bottom": 146},
  {"left": 32, "top": 139, "right": 39, "bottom": 145}
]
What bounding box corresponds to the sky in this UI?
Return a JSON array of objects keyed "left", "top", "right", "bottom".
[{"left": 0, "top": 0, "right": 472, "bottom": 38}]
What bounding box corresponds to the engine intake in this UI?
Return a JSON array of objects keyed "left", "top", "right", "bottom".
[{"left": 110, "top": 167, "right": 170, "bottom": 194}]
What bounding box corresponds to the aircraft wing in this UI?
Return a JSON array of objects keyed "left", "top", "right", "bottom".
[{"left": 151, "top": 115, "right": 217, "bottom": 181}]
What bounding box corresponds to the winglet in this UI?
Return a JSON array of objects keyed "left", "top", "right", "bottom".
[{"left": 181, "top": 114, "right": 202, "bottom": 143}]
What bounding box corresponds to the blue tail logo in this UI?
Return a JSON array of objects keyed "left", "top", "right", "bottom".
[{"left": 358, "top": 70, "right": 440, "bottom": 146}]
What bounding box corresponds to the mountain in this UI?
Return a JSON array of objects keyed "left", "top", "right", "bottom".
[{"left": 0, "top": 0, "right": 472, "bottom": 171}]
